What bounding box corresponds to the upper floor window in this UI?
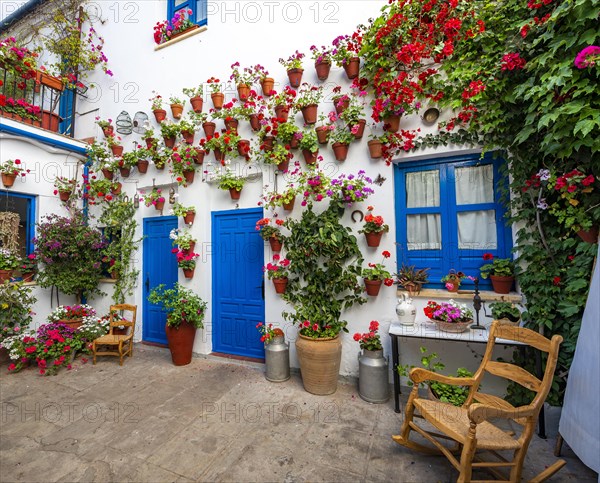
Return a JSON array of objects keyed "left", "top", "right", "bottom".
[
  {"left": 394, "top": 153, "right": 512, "bottom": 289},
  {"left": 168, "top": 0, "right": 207, "bottom": 27}
]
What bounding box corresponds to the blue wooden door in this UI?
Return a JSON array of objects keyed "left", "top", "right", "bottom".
[
  {"left": 143, "top": 216, "right": 178, "bottom": 345},
  {"left": 212, "top": 208, "right": 265, "bottom": 358}
]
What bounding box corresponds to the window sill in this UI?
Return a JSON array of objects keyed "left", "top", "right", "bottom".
[
  {"left": 99, "top": 278, "right": 118, "bottom": 284},
  {"left": 397, "top": 287, "right": 522, "bottom": 303},
  {"left": 154, "top": 25, "right": 207, "bottom": 51}
]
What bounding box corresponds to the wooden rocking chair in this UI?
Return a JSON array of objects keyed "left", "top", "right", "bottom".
[
  {"left": 393, "top": 321, "right": 566, "bottom": 482},
  {"left": 92, "top": 304, "right": 137, "bottom": 366}
]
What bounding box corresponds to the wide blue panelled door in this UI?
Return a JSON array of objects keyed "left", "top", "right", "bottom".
[
  {"left": 143, "top": 216, "right": 178, "bottom": 345},
  {"left": 212, "top": 208, "right": 265, "bottom": 358}
]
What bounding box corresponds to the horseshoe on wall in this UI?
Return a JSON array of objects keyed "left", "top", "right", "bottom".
[{"left": 351, "top": 210, "right": 364, "bottom": 223}]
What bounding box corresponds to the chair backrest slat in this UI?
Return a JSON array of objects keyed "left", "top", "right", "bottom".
[
  {"left": 494, "top": 323, "right": 551, "bottom": 352},
  {"left": 485, "top": 361, "right": 542, "bottom": 392}
]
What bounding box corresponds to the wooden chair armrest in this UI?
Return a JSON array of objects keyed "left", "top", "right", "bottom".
[
  {"left": 468, "top": 403, "right": 536, "bottom": 424},
  {"left": 409, "top": 367, "right": 477, "bottom": 386}
]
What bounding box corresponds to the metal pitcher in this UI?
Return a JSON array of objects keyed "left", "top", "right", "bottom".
[{"left": 265, "top": 335, "right": 290, "bottom": 382}]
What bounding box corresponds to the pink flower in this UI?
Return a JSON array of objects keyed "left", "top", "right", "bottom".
[{"left": 312, "top": 323, "right": 319, "bottom": 331}]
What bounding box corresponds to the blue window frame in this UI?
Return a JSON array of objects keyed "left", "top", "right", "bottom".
[
  {"left": 394, "top": 153, "right": 512, "bottom": 289},
  {"left": 167, "top": 0, "right": 207, "bottom": 27},
  {"left": 0, "top": 192, "right": 36, "bottom": 255}
]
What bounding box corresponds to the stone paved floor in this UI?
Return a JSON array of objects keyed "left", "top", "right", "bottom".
[{"left": 0, "top": 344, "right": 596, "bottom": 482}]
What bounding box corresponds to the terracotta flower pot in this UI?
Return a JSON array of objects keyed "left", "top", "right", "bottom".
[
  {"left": 446, "top": 283, "right": 460, "bottom": 292},
  {"left": 101, "top": 168, "right": 114, "bottom": 180},
  {"left": 183, "top": 211, "right": 196, "bottom": 225},
  {"left": 490, "top": 275, "right": 514, "bottom": 294},
  {"left": 202, "top": 122, "right": 216, "bottom": 137},
  {"left": 332, "top": 142, "right": 349, "bottom": 161},
  {"left": 314, "top": 60, "right": 331, "bottom": 81},
  {"left": 136, "top": 159, "right": 149, "bottom": 173},
  {"left": 272, "top": 277, "right": 288, "bottom": 294},
  {"left": 182, "top": 241, "right": 196, "bottom": 255},
  {"left": 237, "top": 139, "right": 250, "bottom": 157},
  {"left": 365, "top": 231, "right": 383, "bottom": 248},
  {"left": 211, "top": 92, "right": 225, "bottom": 110},
  {"left": 229, "top": 188, "right": 242, "bottom": 200},
  {"left": 111, "top": 182, "right": 122, "bottom": 195},
  {"left": 145, "top": 138, "right": 156, "bottom": 149},
  {"left": 1, "top": 173, "right": 17, "bottom": 188},
  {"left": 289, "top": 136, "right": 300, "bottom": 149},
  {"left": 269, "top": 237, "right": 282, "bottom": 252},
  {"left": 163, "top": 136, "right": 176, "bottom": 149},
  {"left": 261, "top": 78, "right": 275, "bottom": 96},
  {"left": 277, "top": 158, "right": 289, "bottom": 172},
  {"left": 237, "top": 83, "right": 251, "bottom": 101},
  {"left": 183, "top": 170, "right": 195, "bottom": 184},
  {"left": 153, "top": 109, "right": 167, "bottom": 123},
  {"left": 351, "top": 119, "right": 366, "bottom": 139},
  {"left": 0, "top": 270, "right": 13, "bottom": 283},
  {"left": 165, "top": 319, "right": 197, "bottom": 366},
  {"left": 183, "top": 268, "right": 195, "bottom": 279},
  {"left": 102, "top": 126, "right": 114, "bottom": 137},
  {"left": 154, "top": 200, "right": 165, "bottom": 211},
  {"left": 368, "top": 140, "right": 383, "bottom": 159},
  {"left": 110, "top": 145, "right": 123, "bottom": 156},
  {"left": 195, "top": 150, "right": 206, "bottom": 165},
  {"left": 224, "top": 118, "right": 239, "bottom": 131},
  {"left": 343, "top": 57, "right": 360, "bottom": 79},
  {"left": 295, "top": 334, "right": 342, "bottom": 395},
  {"left": 57, "top": 318, "right": 83, "bottom": 330},
  {"left": 287, "top": 68, "right": 303, "bottom": 88},
  {"left": 301, "top": 104, "right": 318, "bottom": 125},
  {"left": 262, "top": 136, "right": 275, "bottom": 152},
  {"left": 383, "top": 114, "right": 401, "bottom": 133},
  {"left": 181, "top": 130, "right": 195, "bottom": 144},
  {"left": 333, "top": 97, "right": 350, "bottom": 115},
  {"left": 190, "top": 96, "right": 203, "bottom": 113},
  {"left": 119, "top": 167, "right": 131, "bottom": 178},
  {"left": 274, "top": 104, "right": 289, "bottom": 122},
  {"left": 316, "top": 126, "right": 329, "bottom": 144},
  {"left": 249, "top": 114, "right": 260, "bottom": 132},
  {"left": 170, "top": 103, "right": 184, "bottom": 119},
  {"left": 21, "top": 272, "right": 35, "bottom": 283},
  {"left": 214, "top": 148, "right": 225, "bottom": 163},
  {"left": 577, "top": 227, "right": 599, "bottom": 243},
  {"left": 283, "top": 197, "right": 295, "bottom": 211},
  {"left": 59, "top": 190, "right": 71, "bottom": 202},
  {"left": 364, "top": 279, "right": 383, "bottom": 296},
  {"left": 302, "top": 149, "right": 318, "bottom": 165}
]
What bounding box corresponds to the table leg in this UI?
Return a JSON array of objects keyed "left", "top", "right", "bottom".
[
  {"left": 535, "top": 349, "right": 547, "bottom": 439},
  {"left": 391, "top": 334, "right": 401, "bottom": 413}
]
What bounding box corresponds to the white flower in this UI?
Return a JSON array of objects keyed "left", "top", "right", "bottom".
[
  {"left": 537, "top": 169, "right": 551, "bottom": 181},
  {"left": 537, "top": 198, "right": 549, "bottom": 210}
]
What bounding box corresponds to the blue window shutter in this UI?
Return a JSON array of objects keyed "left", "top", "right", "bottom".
[{"left": 167, "top": 0, "right": 206, "bottom": 26}]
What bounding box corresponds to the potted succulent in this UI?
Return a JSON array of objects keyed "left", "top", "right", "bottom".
[
  {"left": 171, "top": 202, "right": 196, "bottom": 225},
  {"left": 354, "top": 320, "right": 389, "bottom": 403},
  {"left": 279, "top": 51, "right": 305, "bottom": 87},
  {"left": 263, "top": 254, "right": 291, "bottom": 294},
  {"left": 174, "top": 249, "right": 199, "bottom": 279},
  {"left": 0, "top": 248, "right": 20, "bottom": 282},
  {"left": 424, "top": 300, "right": 474, "bottom": 333},
  {"left": 256, "top": 217, "right": 285, "bottom": 252},
  {"left": 53, "top": 176, "right": 77, "bottom": 202},
  {"left": 294, "top": 83, "right": 323, "bottom": 124},
  {"left": 489, "top": 301, "right": 521, "bottom": 326},
  {"left": 183, "top": 85, "right": 204, "bottom": 113},
  {"left": 479, "top": 254, "right": 515, "bottom": 294},
  {"left": 147, "top": 283, "right": 207, "bottom": 365},
  {"left": 358, "top": 206, "right": 389, "bottom": 247},
  {"left": 396, "top": 264, "right": 429, "bottom": 296},
  {"left": 215, "top": 168, "right": 245, "bottom": 199},
  {"left": 362, "top": 250, "right": 394, "bottom": 297},
  {"left": 1, "top": 158, "right": 28, "bottom": 188},
  {"left": 309, "top": 44, "right": 333, "bottom": 81}
]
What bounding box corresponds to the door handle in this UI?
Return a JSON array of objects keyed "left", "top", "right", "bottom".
[
  {"left": 261, "top": 279, "right": 265, "bottom": 300},
  {"left": 145, "top": 277, "right": 150, "bottom": 292}
]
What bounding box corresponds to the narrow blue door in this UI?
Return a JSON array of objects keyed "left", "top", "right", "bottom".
[
  {"left": 212, "top": 208, "right": 265, "bottom": 358},
  {"left": 143, "top": 216, "right": 178, "bottom": 345}
]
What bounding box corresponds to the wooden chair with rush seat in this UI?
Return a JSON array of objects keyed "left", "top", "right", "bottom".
[
  {"left": 92, "top": 304, "right": 137, "bottom": 366},
  {"left": 393, "top": 320, "right": 566, "bottom": 483}
]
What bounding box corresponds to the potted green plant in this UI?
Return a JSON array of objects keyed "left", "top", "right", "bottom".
[
  {"left": 171, "top": 146, "right": 197, "bottom": 185},
  {"left": 169, "top": 227, "right": 197, "bottom": 254},
  {"left": 354, "top": 320, "right": 389, "bottom": 403},
  {"left": 279, "top": 51, "right": 305, "bottom": 87},
  {"left": 329, "top": 124, "right": 355, "bottom": 161},
  {"left": 47, "top": 304, "right": 97, "bottom": 330},
  {"left": 362, "top": 250, "right": 394, "bottom": 297},
  {"left": 171, "top": 202, "right": 196, "bottom": 225},
  {"left": 159, "top": 120, "right": 181, "bottom": 148},
  {"left": 0, "top": 248, "right": 20, "bottom": 282},
  {"left": 276, "top": 122, "right": 300, "bottom": 149},
  {"left": 116, "top": 150, "right": 137, "bottom": 177},
  {"left": 106, "top": 135, "right": 123, "bottom": 156},
  {"left": 150, "top": 93, "right": 166, "bottom": 122},
  {"left": 263, "top": 254, "right": 291, "bottom": 294},
  {"left": 53, "top": 176, "right": 77, "bottom": 202},
  {"left": 169, "top": 95, "right": 184, "bottom": 119},
  {"left": 358, "top": 206, "right": 389, "bottom": 247},
  {"left": 229, "top": 62, "right": 254, "bottom": 100},
  {"left": 147, "top": 283, "right": 207, "bottom": 366},
  {"left": 87, "top": 141, "right": 113, "bottom": 177},
  {"left": 309, "top": 44, "right": 333, "bottom": 80},
  {"left": 256, "top": 217, "right": 285, "bottom": 252},
  {"left": 479, "top": 254, "right": 515, "bottom": 294},
  {"left": 396, "top": 264, "right": 429, "bottom": 296},
  {"left": 423, "top": 300, "right": 474, "bottom": 333},
  {"left": 207, "top": 77, "right": 224, "bottom": 109},
  {"left": 204, "top": 130, "right": 239, "bottom": 162},
  {"left": 141, "top": 187, "right": 166, "bottom": 210},
  {"left": 16, "top": 254, "right": 37, "bottom": 282},
  {"left": 1, "top": 158, "right": 28, "bottom": 188},
  {"left": 297, "top": 129, "right": 319, "bottom": 164},
  {"left": 252, "top": 64, "right": 275, "bottom": 97},
  {"left": 441, "top": 269, "right": 466, "bottom": 292},
  {"left": 339, "top": 94, "right": 367, "bottom": 138},
  {"left": 262, "top": 143, "right": 292, "bottom": 171},
  {"left": 95, "top": 117, "right": 114, "bottom": 137},
  {"left": 174, "top": 249, "right": 199, "bottom": 279},
  {"left": 183, "top": 85, "right": 204, "bottom": 113},
  {"left": 0, "top": 281, "right": 36, "bottom": 363},
  {"left": 488, "top": 301, "right": 521, "bottom": 326},
  {"left": 215, "top": 168, "right": 245, "bottom": 199},
  {"left": 331, "top": 34, "right": 361, "bottom": 78},
  {"left": 294, "top": 83, "right": 323, "bottom": 124}
]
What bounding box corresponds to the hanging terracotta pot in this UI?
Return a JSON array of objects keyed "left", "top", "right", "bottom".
[
  {"left": 136, "top": 159, "right": 149, "bottom": 174},
  {"left": 289, "top": 136, "right": 300, "bottom": 149},
  {"left": 283, "top": 197, "right": 295, "bottom": 211},
  {"left": 272, "top": 277, "right": 288, "bottom": 294},
  {"left": 237, "top": 139, "right": 250, "bottom": 157},
  {"left": 153, "top": 109, "right": 167, "bottom": 123},
  {"left": 195, "top": 149, "right": 206, "bottom": 165},
  {"left": 351, "top": 119, "right": 366, "bottom": 139},
  {"left": 145, "top": 138, "right": 156, "bottom": 149},
  {"left": 446, "top": 282, "right": 460, "bottom": 293},
  {"left": 101, "top": 168, "right": 114, "bottom": 180},
  {"left": 119, "top": 167, "right": 131, "bottom": 178},
  {"left": 0, "top": 269, "right": 13, "bottom": 283},
  {"left": 383, "top": 114, "right": 401, "bottom": 133},
  {"left": 237, "top": 83, "right": 251, "bottom": 101},
  {"left": 183, "top": 211, "right": 196, "bottom": 225},
  {"left": 170, "top": 103, "right": 184, "bottom": 119},
  {"left": 183, "top": 268, "right": 195, "bottom": 279},
  {"left": 183, "top": 170, "right": 195, "bottom": 185},
  {"left": 302, "top": 149, "right": 318, "bottom": 165},
  {"left": 314, "top": 60, "right": 331, "bottom": 81},
  {"left": 490, "top": 275, "right": 514, "bottom": 294},
  {"left": 165, "top": 319, "right": 197, "bottom": 366},
  {"left": 59, "top": 190, "right": 72, "bottom": 202},
  {"left": 21, "top": 272, "right": 34, "bottom": 283},
  {"left": 211, "top": 92, "right": 225, "bottom": 110},
  {"left": 110, "top": 145, "right": 123, "bottom": 156},
  {"left": 229, "top": 188, "right": 242, "bottom": 200},
  {"left": 364, "top": 279, "right": 383, "bottom": 296},
  {"left": 295, "top": 334, "right": 342, "bottom": 395},
  {"left": 332, "top": 142, "right": 349, "bottom": 161},
  {"left": 274, "top": 104, "right": 289, "bottom": 121},
  {"left": 269, "top": 237, "right": 282, "bottom": 252},
  {"left": 111, "top": 182, "right": 122, "bottom": 195},
  {"left": 333, "top": 96, "right": 350, "bottom": 115},
  {"left": 277, "top": 158, "right": 289, "bottom": 172},
  {"left": 224, "top": 118, "right": 239, "bottom": 131},
  {"left": 163, "top": 136, "right": 176, "bottom": 149},
  {"left": 202, "top": 121, "right": 216, "bottom": 137},
  {"left": 577, "top": 227, "right": 599, "bottom": 243},
  {"left": 301, "top": 104, "right": 318, "bottom": 125},
  {"left": 190, "top": 96, "right": 203, "bottom": 113},
  {"left": 181, "top": 130, "right": 195, "bottom": 144},
  {"left": 182, "top": 241, "right": 196, "bottom": 255},
  {"left": 316, "top": 126, "right": 329, "bottom": 144},
  {"left": 368, "top": 140, "right": 383, "bottom": 159},
  {"left": 154, "top": 200, "right": 165, "bottom": 211},
  {"left": 249, "top": 114, "right": 260, "bottom": 132},
  {"left": 1, "top": 173, "right": 17, "bottom": 188},
  {"left": 365, "top": 231, "right": 383, "bottom": 248},
  {"left": 102, "top": 126, "right": 114, "bottom": 137},
  {"left": 343, "top": 57, "right": 360, "bottom": 79},
  {"left": 261, "top": 77, "right": 275, "bottom": 96},
  {"left": 262, "top": 136, "right": 275, "bottom": 152},
  {"left": 287, "top": 68, "right": 303, "bottom": 88}
]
